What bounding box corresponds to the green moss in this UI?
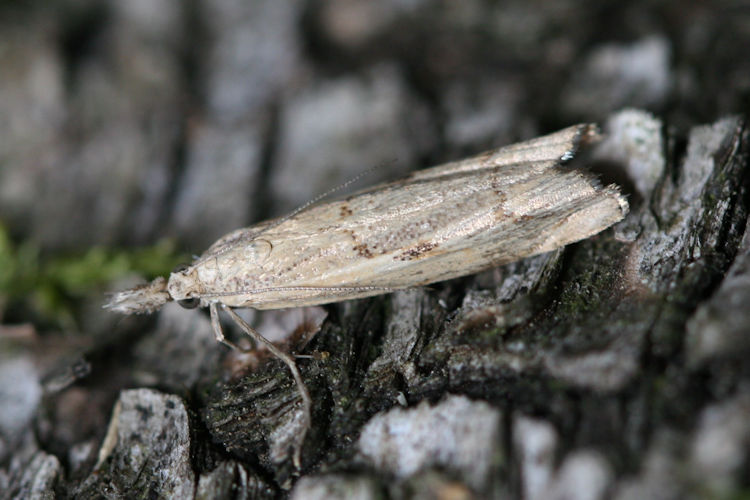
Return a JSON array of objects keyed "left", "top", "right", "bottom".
[
  {"left": 554, "top": 240, "right": 624, "bottom": 319},
  {"left": 0, "top": 222, "right": 186, "bottom": 329},
  {"left": 723, "top": 489, "right": 750, "bottom": 500}
]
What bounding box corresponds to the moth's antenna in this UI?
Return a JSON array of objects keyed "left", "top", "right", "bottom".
[
  {"left": 194, "top": 159, "right": 398, "bottom": 264},
  {"left": 254, "top": 158, "right": 397, "bottom": 237},
  {"left": 201, "top": 284, "right": 399, "bottom": 299}
]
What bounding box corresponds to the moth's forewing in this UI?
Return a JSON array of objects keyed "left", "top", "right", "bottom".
[
  {"left": 405, "top": 124, "right": 597, "bottom": 181},
  {"left": 183, "top": 124, "right": 626, "bottom": 310}
]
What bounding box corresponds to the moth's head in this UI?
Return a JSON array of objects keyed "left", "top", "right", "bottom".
[
  {"left": 104, "top": 264, "right": 205, "bottom": 314},
  {"left": 166, "top": 264, "right": 203, "bottom": 310}
]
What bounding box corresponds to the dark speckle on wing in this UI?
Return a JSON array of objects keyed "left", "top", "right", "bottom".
[
  {"left": 353, "top": 243, "right": 374, "bottom": 258},
  {"left": 339, "top": 204, "right": 353, "bottom": 217},
  {"left": 396, "top": 241, "right": 438, "bottom": 261}
]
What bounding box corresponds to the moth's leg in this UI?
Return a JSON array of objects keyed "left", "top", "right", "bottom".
[
  {"left": 209, "top": 302, "right": 246, "bottom": 352},
  {"left": 221, "top": 304, "right": 311, "bottom": 468},
  {"left": 295, "top": 351, "right": 329, "bottom": 361}
]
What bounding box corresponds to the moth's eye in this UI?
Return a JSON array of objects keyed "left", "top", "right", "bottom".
[
  {"left": 177, "top": 297, "right": 200, "bottom": 309},
  {"left": 172, "top": 263, "right": 190, "bottom": 273}
]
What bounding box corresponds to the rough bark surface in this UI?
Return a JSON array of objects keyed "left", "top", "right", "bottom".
[{"left": 1, "top": 1, "right": 749, "bottom": 499}]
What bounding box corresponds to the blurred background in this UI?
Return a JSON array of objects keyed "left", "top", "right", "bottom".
[{"left": 0, "top": 0, "right": 749, "bottom": 494}]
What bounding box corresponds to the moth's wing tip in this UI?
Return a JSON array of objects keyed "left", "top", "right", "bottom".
[
  {"left": 598, "top": 183, "right": 630, "bottom": 222},
  {"left": 615, "top": 190, "right": 630, "bottom": 217},
  {"left": 571, "top": 124, "right": 630, "bottom": 220},
  {"left": 103, "top": 276, "right": 171, "bottom": 315},
  {"left": 558, "top": 124, "right": 603, "bottom": 163}
]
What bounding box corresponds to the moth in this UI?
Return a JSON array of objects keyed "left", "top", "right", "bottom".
[{"left": 105, "top": 124, "right": 628, "bottom": 465}]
